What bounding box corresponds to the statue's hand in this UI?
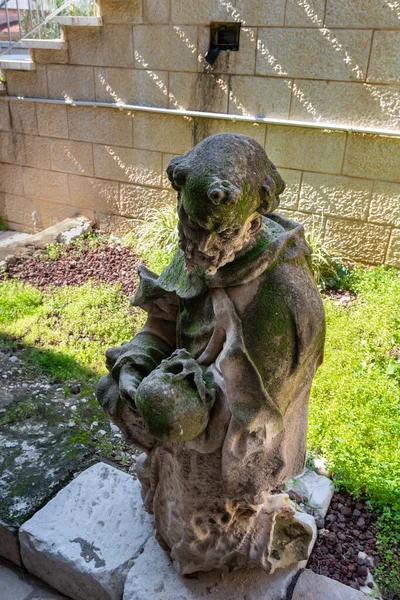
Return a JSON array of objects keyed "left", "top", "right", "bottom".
[{"left": 119, "top": 364, "right": 143, "bottom": 407}]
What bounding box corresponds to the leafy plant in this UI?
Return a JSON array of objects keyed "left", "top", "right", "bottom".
[
  {"left": 0, "top": 216, "right": 7, "bottom": 231},
  {"left": 133, "top": 202, "right": 179, "bottom": 273},
  {"left": 306, "top": 219, "right": 352, "bottom": 291}
]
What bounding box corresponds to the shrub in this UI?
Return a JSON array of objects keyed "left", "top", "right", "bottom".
[{"left": 305, "top": 220, "right": 352, "bottom": 291}]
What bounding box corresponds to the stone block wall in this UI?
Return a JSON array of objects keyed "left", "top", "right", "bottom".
[{"left": 0, "top": 0, "right": 399, "bottom": 266}]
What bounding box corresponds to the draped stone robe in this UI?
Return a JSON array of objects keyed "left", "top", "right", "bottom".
[{"left": 98, "top": 214, "right": 325, "bottom": 574}]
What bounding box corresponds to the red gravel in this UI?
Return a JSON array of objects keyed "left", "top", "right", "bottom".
[
  {"left": 5, "top": 240, "right": 142, "bottom": 297},
  {"left": 309, "top": 491, "right": 380, "bottom": 592}
]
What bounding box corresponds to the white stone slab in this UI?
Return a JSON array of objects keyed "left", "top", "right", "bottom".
[
  {"left": 21, "top": 39, "right": 68, "bottom": 50},
  {"left": 19, "top": 462, "right": 154, "bottom": 600},
  {"left": 124, "top": 536, "right": 305, "bottom": 600},
  {"left": 287, "top": 469, "right": 334, "bottom": 519},
  {"left": 54, "top": 16, "right": 102, "bottom": 26},
  {"left": 0, "top": 57, "right": 35, "bottom": 71},
  {"left": 0, "top": 559, "right": 69, "bottom": 600},
  {"left": 293, "top": 569, "right": 368, "bottom": 600}
]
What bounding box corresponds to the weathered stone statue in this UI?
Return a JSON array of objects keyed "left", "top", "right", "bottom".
[{"left": 97, "top": 133, "right": 325, "bottom": 576}]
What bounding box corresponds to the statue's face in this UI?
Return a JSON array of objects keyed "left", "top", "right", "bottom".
[{"left": 178, "top": 203, "right": 262, "bottom": 275}]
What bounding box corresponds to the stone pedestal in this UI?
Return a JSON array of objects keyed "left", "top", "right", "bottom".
[{"left": 16, "top": 463, "right": 334, "bottom": 600}]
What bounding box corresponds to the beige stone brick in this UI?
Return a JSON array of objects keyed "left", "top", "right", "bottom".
[
  {"left": 0, "top": 192, "right": 5, "bottom": 218},
  {"left": 95, "top": 67, "right": 168, "bottom": 107},
  {"left": 343, "top": 133, "right": 400, "bottom": 183},
  {"left": 278, "top": 208, "right": 324, "bottom": 232},
  {"left": 369, "top": 181, "right": 400, "bottom": 227},
  {"left": 0, "top": 100, "right": 11, "bottom": 131},
  {"left": 285, "top": 0, "right": 325, "bottom": 27},
  {"left": 326, "top": 0, "right": 400, "bottom": 28},
  {"left": 256, "top": 29, "right": 372, "bottom": 81},
  {"left": 198, "top": 26, "right": 257, "bottom": 76},
  {"left": 171, "top": 0, "right": 284, "bottom": 26},
  {"left": 229, "top": 76, "right": 291, "bottom": 118},
  {"left": 266, "top": 125, "right": 346, "bottom": 174},
  {"left": 97, "top": 212, "right": 141, "bottom": 234},
  {"left": 0, "top": 164, "right": 24, "bottom": 195},
  {"left": 120, "top": 184, "right": 175, "bottom": 218},
  {"left": 290, "top": 80, "right": 400, "bottom": 131},
  {"left": 33, "top": 198, "right": 94, "bottom": 230},
  {"left": 367, "top": 32, "right": 400, "bottom": 84},
  {"left": 93, "top": 144, "right": 162, "bottom": 186},
  {"left": 5, "top": 65, "right": 48, "bottom": 98},
  {"left": 68, "top": 25, "right": 134, "bottom": 68},
  {"left": 50, "top": 139, "right": 94, "bottom": 176},
  {"left": 194, "top": 118, "right": 266, "bottom": 147},
  {"left": 143, "top": 0, "right": 170, "bottom": 23},
  {"left": 32, "top": 48, "right": 69, "bottom": 64},
  {"left": 47, "top": 65, "right": 95, "bottom": 102},
  {"left": 23, "top": 167, "right": 69, "bottom": 203},
  {"left": 325, "top": 218, "right": 390, "bottom": 263},
  {"left": 68, "top": 106, "right": 133, "bottom": 147},
  {"left": 0, "top": 131, "right": 13, "bottom": 163},
  {"left": 99, "top": 0, "right": 142, "bottom": 24},
  {"left": 299, "top": 172, "right": 372, "bottom": 220},
  {"left": 386, "top": 228, "right": 400, "bottom": 267},
  {"left": 0, "top": 132, "right": 51, "bottom": 169},
  {"left": 278, "top": 169, "right": 301, "bottom": 210},
  {"left": 169, "top": 72, "right": 228, "bottom": 112},
  {"left": 133, "top": 25, "right": 198, "bottom": 72},
  {"left": 162, "top": 153, "right": 178, "bottom": 189},
  {"left": 134, "top": 112, "right": 192, "bottom": 154},
  {"left": 68, "top": 174, "right": 119, "bottom": 213},
  {"left": 4, "top": 195, "right": 85, "bottom": 231},
  {"left": 9, "top": 101, "right": 38, "bottom": 134},
  {"left": 37, "top": 103, "right": 68, "bottom": 138},
  {"left": 4, "top": 195, "right": 36, "bottom": 229}
]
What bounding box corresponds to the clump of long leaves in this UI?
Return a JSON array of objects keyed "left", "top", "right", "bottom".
[
  {"left": 129, "top": 203, "right": 179, "bottom": 273},
  {"left": 306, "top": 220, "right": 351, "bottom": 291}
]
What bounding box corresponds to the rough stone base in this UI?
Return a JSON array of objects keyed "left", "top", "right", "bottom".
[
  {"left": 19, "top": 463, "right": 154, "bottom": 600},
  {"left": 123, "top": 536, "right": 305, "bottom": 600}
]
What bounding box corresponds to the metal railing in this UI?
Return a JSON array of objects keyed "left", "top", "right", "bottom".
[{"left": 0, "top": 0, "right": 97, "bottom": 54}]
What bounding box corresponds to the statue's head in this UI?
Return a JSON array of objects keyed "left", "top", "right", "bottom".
[{"left": 167, "top": 133, "right": 285, "bottom": 275}]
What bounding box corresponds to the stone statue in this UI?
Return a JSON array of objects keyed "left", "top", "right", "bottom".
[{"left": 97, "top": 133, "right": 325, "bottom": 576}]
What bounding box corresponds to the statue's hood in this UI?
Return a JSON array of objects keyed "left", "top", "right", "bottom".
[{"left": 133, "top": 214, "right": 312, "bottom": 303}]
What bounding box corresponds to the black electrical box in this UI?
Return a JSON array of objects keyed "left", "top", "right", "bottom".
[{"left": 210, "top": 22, "right": 241, "bottom": 51}]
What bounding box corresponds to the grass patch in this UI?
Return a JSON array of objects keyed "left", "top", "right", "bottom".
[
  {"left": 0, "top": 278, "right": 145, "bottom": 381},
  {"left": 309, "top": 266, "right": 400, "bottom": 597}
]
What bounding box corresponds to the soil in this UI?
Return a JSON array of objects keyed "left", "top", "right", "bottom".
[
  {"left": 5, "top": 239, "right": 142, "bottom": 297},
  {"left": 309, "top": 490, "right": 380, "bottom": 593}
]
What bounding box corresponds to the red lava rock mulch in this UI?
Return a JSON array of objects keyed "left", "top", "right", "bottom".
[
  {"left": 5, "top": 241, "right": 142, "bottom": 297},
  {"left": 309, "top": 491, "right": 379, "bottom": 592}
]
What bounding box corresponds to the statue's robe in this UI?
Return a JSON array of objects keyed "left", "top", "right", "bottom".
[{"left": 98, "top": 214, "right": 325, "bottom": 574}]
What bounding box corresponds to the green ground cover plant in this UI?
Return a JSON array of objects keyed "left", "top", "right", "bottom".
[
  {"left": 309, "top": 266, "right": 400, "bottom": 596},
  {"left": 0, "top": 278, "right": 145, "bottom": 381}
]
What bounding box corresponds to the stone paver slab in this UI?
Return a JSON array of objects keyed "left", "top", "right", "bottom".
[
  {"left": 0, "top": 559, "right": 70, "bottom": 600},
  {"left": 19, "top": 463, "right": 154, "bottom": 600},
  {"left": 293, "top": 568, "right": 368, "bottom": 599}
]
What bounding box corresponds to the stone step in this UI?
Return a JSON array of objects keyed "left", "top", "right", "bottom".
[
  {"left": 21, "top": 39, "right": 68, "bottom": 50},
  {"left": 0, "top": 55, "right": 35, "bottom": 70},
  {"left": 54, "top": 16, "right": 102, "bottom": 27},
  {"left": 19, "top": 463, "right": 154, "bottom": 600},
  {"left": 0, "top": 559, "right": 70, "bottom": 600}
]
